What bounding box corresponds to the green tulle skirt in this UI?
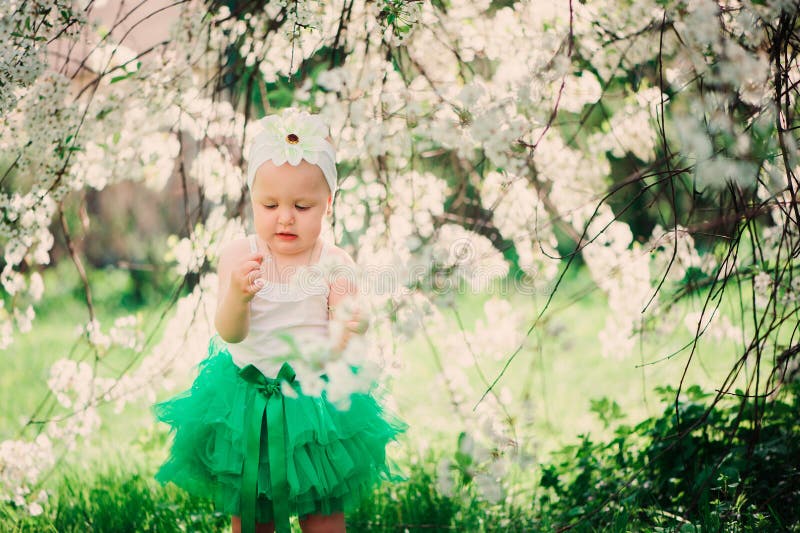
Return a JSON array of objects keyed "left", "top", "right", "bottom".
[{"left": 153, "top": 336, "right": 406, "bottom": 527}]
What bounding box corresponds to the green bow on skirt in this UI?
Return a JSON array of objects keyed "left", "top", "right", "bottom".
[{"left": 238, "top": 362, "right": 297, "bottom": 533}]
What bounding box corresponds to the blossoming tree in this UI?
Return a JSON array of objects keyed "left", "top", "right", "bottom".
[{"left": 1, "top": 0, "right": 798, "bottom": 513}]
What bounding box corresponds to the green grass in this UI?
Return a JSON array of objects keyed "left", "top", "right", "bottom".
[
  {"left": 391, "top": 267, "right": 748, "bottom": 459},
  {"left": 1, "top": 261, "right": 177, "bottom": 457},
  {"left": 3, "top": 264, "right": 788, "bottom": 531},
  {"left": 3, "top": 466, "right": 228, "bottom": 533},
  {"left": 4, "top": 264, "right": 752, "bottom": 452},
  {"left": 6, "top": 404, "right": 797, "bottom": 533}
]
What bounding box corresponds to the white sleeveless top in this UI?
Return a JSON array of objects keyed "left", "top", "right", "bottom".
[{"left": 226, "top": 235, "right": 332, "bottom": 379}]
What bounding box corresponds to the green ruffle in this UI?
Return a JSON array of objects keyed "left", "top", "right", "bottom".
[{"left": 153, "top": 336, "right": 407, "bottom": 524}]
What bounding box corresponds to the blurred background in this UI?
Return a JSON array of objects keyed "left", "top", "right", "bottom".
[{"left": 1, "top": 0, "right": 799, "bottom": 530}]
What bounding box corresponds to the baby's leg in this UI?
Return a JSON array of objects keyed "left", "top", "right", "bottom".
[
  {"left": 231, "top": 515, "right": 275, "bottom": 533},
  {"left": 299, "top": 512, "right": 345, "bottom": 533}
]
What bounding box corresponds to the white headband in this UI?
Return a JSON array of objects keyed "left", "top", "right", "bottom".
[{"left": 246, "top": 108, "right": 337, "bottom": 195}]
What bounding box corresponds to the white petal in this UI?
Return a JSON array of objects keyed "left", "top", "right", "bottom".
[
  {"left": 272, "top": 151, "right": 287, "bottom": 167},
  {"left": 285, "top": 145, "right": 304, "bottom": 165},
  {"left": 303, "top": 150, "right": 320, "bottom": 164},
  {"left": 303, "top": 137, "right": 328, "bottom": 151},
  {"left": 259, "top": 116, "right": 283, "bottom": 137}
]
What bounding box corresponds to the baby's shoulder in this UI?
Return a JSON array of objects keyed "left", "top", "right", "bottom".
[{"left": 323, "top": 242, "right": 357, "bottom": 266}]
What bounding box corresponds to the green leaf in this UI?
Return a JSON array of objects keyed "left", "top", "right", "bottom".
[{"left": 110, "top": 73, "right": 133, "bottom": 84}]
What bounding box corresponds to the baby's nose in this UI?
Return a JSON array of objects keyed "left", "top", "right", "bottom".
[{"left": 277, "top": 209, "right": 294, "bottom": 224}]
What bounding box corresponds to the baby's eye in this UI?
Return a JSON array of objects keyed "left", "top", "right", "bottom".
[
  {"left": 263, "top": 204, "right": 277, "bottom": 209},
  {"left": 295, "top": 205, "right": 310, "bottom": 211}
]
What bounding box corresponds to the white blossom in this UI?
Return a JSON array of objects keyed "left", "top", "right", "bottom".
[
  {"left": 432, "top": 224, "right": 509, "bottom": 293},
  {"left": 435, "top": 457, "right": 456, "bottom": 497},
  {"left": 0, "top": 0, "right": 794, "bottom": 508},
  {"left": 190, "top": 147, "right": 243, "bottom": 203},
  {"left": 685, "top": 311, "right": 742, "bottom": 344}
]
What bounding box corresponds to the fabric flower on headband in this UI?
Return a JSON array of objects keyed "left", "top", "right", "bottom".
[{"left": 246, "top": 108, "right": 338, "bottom": 194}]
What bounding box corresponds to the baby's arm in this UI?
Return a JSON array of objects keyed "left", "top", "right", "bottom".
[
  {"left": 327, "top": 248, "right": 368, "bottom": 352},
  {"left": 214, "top": 238, "right": 264, "bottom": 343}
]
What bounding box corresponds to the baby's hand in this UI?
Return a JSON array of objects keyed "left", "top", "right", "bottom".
[
  {"left": 331, "top": 301, "right": 369, "bottom": 353},
  {"left": 344, "top": 309, "right": 369, "bottom": 335},
  {"left": 230, "top": 252, "right": 265, "bottom": 301}
]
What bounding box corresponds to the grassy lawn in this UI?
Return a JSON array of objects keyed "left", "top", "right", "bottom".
[
  {"left": 2, "top": 264, "right": 793, "bottom": 532},
  {"left": 1, "top": 262, "right": 176, "bottom": 468},
  {"left": 392, "top": 268, "right": 746, "bottom": 459},
  {"left": 3, "top": 263, "right": 749, "bottom": 459}
]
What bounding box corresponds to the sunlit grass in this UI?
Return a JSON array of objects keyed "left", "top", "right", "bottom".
[
  {"left": 392, "top": 266, "right": 749, "bottom": 459},
  {"left": 2, "top": 265, "right": 793, "bottom": 532},
  {"left": 1, "top": 261, "right": 175, "bottom": 458},
  {"left": 4, "top": 263, "right": 752, "bottom": 460}
]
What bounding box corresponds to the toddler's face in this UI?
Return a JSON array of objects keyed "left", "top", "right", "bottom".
[{"left": 250, "top": 159, "right": 331, "bottom": 258}]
